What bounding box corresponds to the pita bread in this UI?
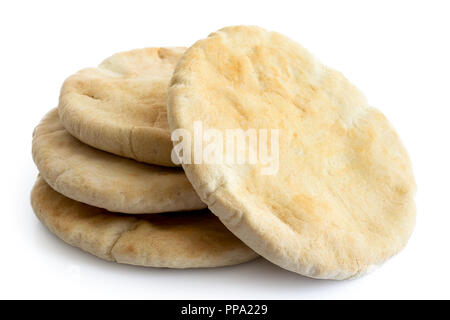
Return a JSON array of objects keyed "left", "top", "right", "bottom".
[
  {"left": 32, "top": 108, "right": 206, "bottom": 214},
  {"left": 167, "top": 26, "right": 416, "bottom": 279},
  {"left": 31, "top": 177, "right": 258, "bottom": 268},
  {"left": 59, "top": 47, "right": 183, "bottom": 167}
]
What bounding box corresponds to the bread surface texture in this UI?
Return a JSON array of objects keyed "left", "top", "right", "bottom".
[{"left": 167, "top": 26, "right": 416, "bottom": 279}]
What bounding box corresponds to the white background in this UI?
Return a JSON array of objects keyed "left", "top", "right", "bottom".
[{"left": 1, "top": 0, "right": 449, "bottom": 299}]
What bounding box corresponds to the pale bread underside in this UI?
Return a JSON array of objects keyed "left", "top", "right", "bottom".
[{"left": 167, "top": 26, "right": 416, "bottom": 279}]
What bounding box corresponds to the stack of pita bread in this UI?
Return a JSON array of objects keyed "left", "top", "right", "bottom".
[{"left": 31, "top": 26, "right": 416, "bottom": 279}]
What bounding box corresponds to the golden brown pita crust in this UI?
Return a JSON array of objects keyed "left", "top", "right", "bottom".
[
  {"left": 168, "top": 26, "right": 416, "bottom": 279},
  {"left": 32, "top": 109, "right": 206, "bottom": 214},
  {"left": 59, "top": 47, "right": 184, "bottom": 167},
  {"left": 31, "top": 177, "right": 258, "bottom": 268}
]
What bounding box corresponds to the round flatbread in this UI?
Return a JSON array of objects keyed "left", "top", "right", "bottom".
[
  {"left": 167, "top": 26, "right": 416, "bottom": 279},
  {"left": 32, "top": 108, "right": 206, "bottom": 214},
  {"left": 59, "top": 47, "right": 184, "bottom": 167},
  {"left": 31, "top": 177, "right": 258, "bottom": 268}
]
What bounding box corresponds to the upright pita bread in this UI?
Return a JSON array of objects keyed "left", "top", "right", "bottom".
[
  {"left": 31, "top": 177, "right": 258, "bottom": 268},
  {"left": 168, "top": 26, "right": 416, "bottom": 279},
  {"left": 59, "top": 47, "right": 183, "bottom": 167},
  {"left": 32, "top": 109, "right": 206, "bottom": 214}
]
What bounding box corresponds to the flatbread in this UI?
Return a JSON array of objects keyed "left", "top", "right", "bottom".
[
  {"left": 167, "top": 26, "right": 416, "bottom": 279},
  {"left": 31, "top": 177, "right": 258, "bottom": 268},
  {"left": 32, "top": 108, "right": 206, "bottom": 214},
  {"left": 59, "top": 47, "right": 183, "bottom": 167}
]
